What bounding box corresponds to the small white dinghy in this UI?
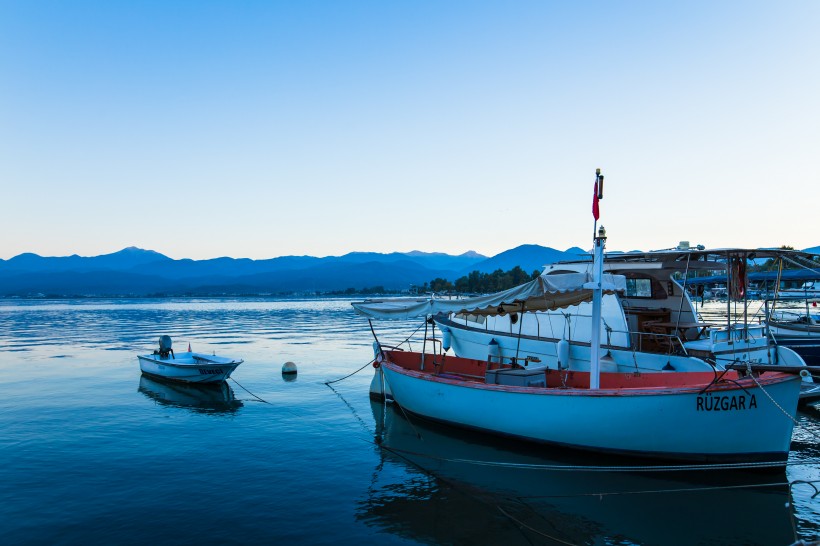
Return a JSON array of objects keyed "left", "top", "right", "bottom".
[{"left": 137, "top": 335, "right": 243, "bottom": 383}]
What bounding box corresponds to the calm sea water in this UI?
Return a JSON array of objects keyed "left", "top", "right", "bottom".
[{"left": 0, "top": 298, "right": 818, "bottom": 545}]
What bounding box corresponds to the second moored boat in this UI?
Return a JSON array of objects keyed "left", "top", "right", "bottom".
[{"left": 137, "top": 335, "right": 243, "bottom": 383}]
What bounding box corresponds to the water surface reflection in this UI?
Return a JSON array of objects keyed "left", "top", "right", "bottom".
[
  {"left": 138, "top": 375, "right": 243, "bottom": 415},
  {"left": 362, "top": 402, "right": 798, "bottom": 545}
]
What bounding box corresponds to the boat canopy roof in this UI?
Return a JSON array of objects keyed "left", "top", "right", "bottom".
[
  {"left": 560, "top": 248, "right": 818, "bottom": 272},
  {"left": 352, "top": 272, "right": 627, "bottom": 320},
  {"left": 683, "top": 268, "right": 820, "bottom": 286}
]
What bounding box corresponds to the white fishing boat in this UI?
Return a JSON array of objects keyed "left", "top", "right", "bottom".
[
  {"left": 767, "top": 309, "right": 820, "bottom": 342},
  {"left": 354, "top": 169, "right": 807, "bottom": 464},
  {"left": 777, "top": 280, "right": 820, "bottom": 299},
  {"left": 373, "top": 347, "right": 800, "bottom": 463},
  {"left": 137, "top": 336, "right": 243, "bottom": 383},
  {"left": 763, "top": 307, "right": 820, "bottom": 399}
]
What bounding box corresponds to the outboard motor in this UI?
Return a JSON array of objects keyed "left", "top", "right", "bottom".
[{"left": 158, "top": 335, "right": 174, "bottom": 359}]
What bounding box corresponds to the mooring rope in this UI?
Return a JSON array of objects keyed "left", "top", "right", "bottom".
[
  {"left": 379, "top": 372, "right": 424, "bottom": 440},
  {"left": 497, "top": 505, "right": 577, "bottom": 545},
  {"left": 325, "top": 318, "right": 427, "bottom": 386},
  {"left": 745, "top": 362, "right": 820, "bottom": 444},
  {"left": 324, "top": 357, "right": 376, "bottom": 385},
  {"left": 395, "top": 321, "right": 428, "bottom": 351},
  {"left": 229, "top": 377, "right": 273, "bottom": 405},
  {"left": 325, "top": 382, "right": 373, "bottom": 435},
  {"left": 377, "top": 443, "right": 817, "bottom": 472},
  {"left": 376, "top": 434, "right": 820, "bottom": 505},
  {"left": 517, "top": 480, "right": 794, "bottom": 500},
  {"left": 790, "top": 479, "right": 820, "bottom": 499}
]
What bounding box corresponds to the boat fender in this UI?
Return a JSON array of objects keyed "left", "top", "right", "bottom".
[
  {"left": 488, "top": 339, "right": 501, "bottom": 363},
  {"left": 441, "top": 327, "right": 452, "bottom": 351},
  {"left": 600, "top": 352, "right": 617, "bottom": 373},
  {"left": 557, "top": 338, "right": 570, "bottom": 369},
  {"left": 373, "top": 360, "right": 381, "bottom": 369}
]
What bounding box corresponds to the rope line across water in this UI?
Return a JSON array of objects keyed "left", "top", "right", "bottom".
[
  {"left": 324, "top": 357, "right": 376, "bottom": 385},
  {"left": 378, "top": 444, "right": 820, "bottom": 472},
  {"left": 230, "top": 377, "right": 273, "bottom": 405},
  {"left": 744, "top": 361, "right": 820, "bottom": 444}
]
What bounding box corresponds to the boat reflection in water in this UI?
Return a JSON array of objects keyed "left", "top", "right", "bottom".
[
  {"left": 138, "top": 375, "right": 243, "bottom": 414},
  {"left": 360, "top": 401, "right": 798, "bottom": 545}
]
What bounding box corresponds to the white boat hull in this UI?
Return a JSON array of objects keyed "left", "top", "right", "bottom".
[
  {"left": 379, "top": 354, "right": 801, "bottom": 463},
  {"left": 437, "top": 317, "right": 714, "bottom": 373},
  {"left": 774, "top": 289, "right": 820, "bottom": 300},
  {"left": 137, "top": 352, "right": 243, "bottom": 383},
  {"left": 439, "top": 317, "right": 820, "bottom": 403}
]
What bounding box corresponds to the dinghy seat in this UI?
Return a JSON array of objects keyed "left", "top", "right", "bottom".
[{"left": 646, "top": 323, "right": 682, "bottom": 354}]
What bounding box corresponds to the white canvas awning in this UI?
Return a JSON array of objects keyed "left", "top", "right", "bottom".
[{"left": 352, "top": 272, "right": 626, "bottom": 319}]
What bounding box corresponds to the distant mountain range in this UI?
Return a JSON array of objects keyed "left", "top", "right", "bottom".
[
  {"left": 0, "top": 245, "right": 587, "bottom": 297},
  {"left": 4, "top": 244, "right": 815, "bottom": 297}
]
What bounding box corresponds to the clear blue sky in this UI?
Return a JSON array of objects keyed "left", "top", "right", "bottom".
[{"left": 2, "top": 1, "right": 818, "bottom": 260}]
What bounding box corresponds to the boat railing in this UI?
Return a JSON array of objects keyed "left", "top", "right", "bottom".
[
  {"left": 408, "top": 319, "right": 711, "bottom": 359},
  {"left": 496, "top": 326, "right": 692, "bottom": 358},
  {"left": 573, "top": 324, "right": 690, "bottom": 356},
  {"left": 486, "top": 353, "right": 543, "bottom": 370},
  {"left": 192, "top": 355, "right": 217, "bottom": 364},
  {"left": 625, "top": 328, "right": 688, "bottom": 356}
]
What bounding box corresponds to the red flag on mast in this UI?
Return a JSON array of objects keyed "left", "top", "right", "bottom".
[
  {"left": 592, "top": 180, "right": 600, "bottom": 220},
  {"left": 592, "top": 169, "right": 604, "bottom": 220}
]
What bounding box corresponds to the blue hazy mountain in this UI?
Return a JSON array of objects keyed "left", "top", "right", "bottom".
[
  {"left": 466, "top": 245, "right": 586, "bottom": 274},
  {"left": 0, "top": 245, "right": 580, "bottom": 296},
  {"left": 335, "top": 250, "right": 485, "bottom": 272},
  {"left": 184, "top": 260, "right": 448, "bottom": 294},
  {"left": 0, "top": 247, "right": 171, "bottom": 273}
]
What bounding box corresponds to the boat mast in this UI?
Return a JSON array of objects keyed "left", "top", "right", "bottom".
[
  {"left": 589, "top": 225, "right": 606, "bottom": 390},
  {"left": 589, "top": 168, "right": 605, "bottom": 390},
  {"left": 725, "top": 250, "right": 731, "bottom": 333}
]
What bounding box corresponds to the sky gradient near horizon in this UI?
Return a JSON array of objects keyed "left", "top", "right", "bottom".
[{"left": 2, "top": 1, "right": 819, "bottom": 260}]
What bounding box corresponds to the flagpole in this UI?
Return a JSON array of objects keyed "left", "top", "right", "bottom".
[
  {"left": 589, "top": 225, "right": 606, "bottom": 390},
  {"left": 589, "top": 168, "right": 605, "bottom": 390}
]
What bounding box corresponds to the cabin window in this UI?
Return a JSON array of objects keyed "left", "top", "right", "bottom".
[
  {"left": 625, "top": 278, "right": 653, "bottom": 298},
  {"left": 620, "top": 272, "right": 667, "bottom": 299}
]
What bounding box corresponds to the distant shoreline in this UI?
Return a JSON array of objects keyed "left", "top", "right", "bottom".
[{"left": 0, "top": 291, "right": 407, "bottom": 301}]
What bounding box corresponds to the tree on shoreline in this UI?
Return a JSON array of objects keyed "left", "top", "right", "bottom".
[{"left": 425, "top": 266, "right": 541, "bottom": 295}]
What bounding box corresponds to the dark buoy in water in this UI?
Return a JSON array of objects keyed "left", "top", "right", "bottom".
[{"left": 282, "top": 361, "right": 297, "bottom": 376}]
